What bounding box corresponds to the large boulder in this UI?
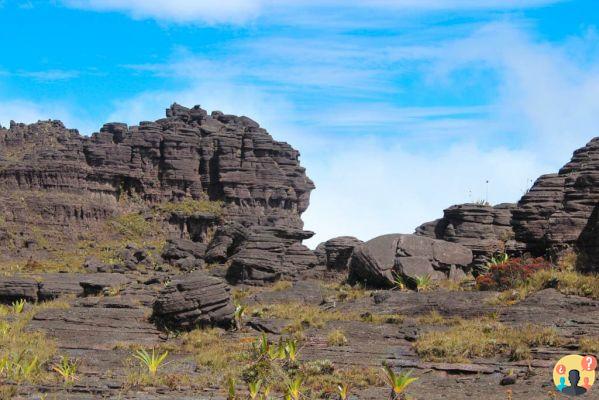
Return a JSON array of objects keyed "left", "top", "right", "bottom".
[
  {"left": 349, "top": 234, "right": 473, "bottom": 288},
  {"left": 162, "top": 238, "right": 207, "bottom": 271},
  {"left": 226, "top": 226, "right": 317, "bottom": 284},
  {"left": 315, "top": 236, "right": 363, "bottom": 271},
  {"left": 152, "top": 271, "right": 235, "bottom": 330}
]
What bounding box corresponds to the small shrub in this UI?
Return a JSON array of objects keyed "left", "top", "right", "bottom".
[
  {"left": 327, "top": 329, "right": 348, "bottom": 346},
  {"left": 414, "top": 275, "right": 434, "bottom": 292},
  {"left": 476, "top": 257, "right": 551, "bottom": 290}
]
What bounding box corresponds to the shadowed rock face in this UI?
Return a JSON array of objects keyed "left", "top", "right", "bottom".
[
  {"left": 0, "top": 103, "right": 314, "bottom": 231},
  {"left": 0, "top": 103, "right": 316, "bottom": 283}
]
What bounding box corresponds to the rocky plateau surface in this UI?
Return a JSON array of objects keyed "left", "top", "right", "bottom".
[{"left": 0, "top": 105, "right": 598, "bottom": 399}]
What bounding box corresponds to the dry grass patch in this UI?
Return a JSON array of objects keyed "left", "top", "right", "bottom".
[
  {"left": 322, "top": 282, "right": 370, "bottom": 302},
  {"left": 579, "top": 337, "right": 599, "bottom": 354},
  {"left": 250, "top": 302, "right": 362, "bottom": 333},
  {"left": 414, "top": 318, "right": 564, "bottom": 363},
  {"left": 327, "top": 329, "right": 348, "bottom": 346},
  {"left": 155, "top": 198, "right": 224, "bottom": 217}
]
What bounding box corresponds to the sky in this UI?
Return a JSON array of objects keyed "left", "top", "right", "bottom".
[{"left": 1, "top": 0, "right": 599, "bottom": 247}]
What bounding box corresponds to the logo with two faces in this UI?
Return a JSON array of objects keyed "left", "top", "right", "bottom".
[{"left": 553, "top": 354, "right": 597, "bottom": 396}]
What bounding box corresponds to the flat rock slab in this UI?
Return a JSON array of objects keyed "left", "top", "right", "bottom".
[{"left": 29, "top": 301, "right": 161, "bottom": 350}]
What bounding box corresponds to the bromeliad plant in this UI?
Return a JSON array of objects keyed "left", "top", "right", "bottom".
[
  {"left": 337, "top": 382, "right": 350, "bottom": 400},
  {"left": 52, "top": 356, "right": 78, "bottom": 384},
  {"left": 414, "top": 275, "right": 433, "bottom": 292},
  {"left": 11, "top": 299, "right": 26, "bottom": 314},
  {"left": 382, "top": 365, "right": 418, "bottom": 400},
  {"left": 133, "top": 348, "right": 169, "bottom": 377},
  {"left": 285, "top": 377, "right": 303, "bottom": 400},
  {"left": 248, "top": 379, "right": 262, "bottom": 399}
]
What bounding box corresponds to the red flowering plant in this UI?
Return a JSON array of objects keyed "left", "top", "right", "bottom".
[{"left": 476, "top": 256, "right": 552, "bottom": 290}]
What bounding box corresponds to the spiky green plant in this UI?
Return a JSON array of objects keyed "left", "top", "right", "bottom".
[
  {"left": 132, "top": 348, "right": 169, "bottom": 376},
  {"left": 268, "top": 337, "right": 286, "bottom": 361},
  {"left": 286, "top": 377, "right": 303, "bottom": 400},
  {"left": 248, "top": 379, "right": 262, "bottom": 400},
  {"left": 414, "top": 275, "right": 433, "bottom": 292},
  {"left": 382, "top": 366, "right": 418, "bottom": 400},
  {"left": 392, "top": 272, "right": 406, "bottom": 291},
  {"left": 11, "top": 299, "right": 25, "bottom": 314},
  {"left": 337, "top": 382, "right": 350, "bottom": 400},
  {"left": 52, "top": 356, "right": 78, "bottom": 384},
  {"left": 490, "top": 253, "right": 510, "bottom": 266},
  {"left": 284, "top": 339, "right": 299, "bottom": 362},
  {"left": 227, "top": 376, "right": 237, "bottom": 400},
  {"left": 261, "top": 385, "right": 271, "bottom": 400}
]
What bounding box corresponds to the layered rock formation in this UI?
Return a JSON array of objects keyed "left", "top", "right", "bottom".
[
  {"left": 0, "top": 104, "right": 316, "bottom": 283},
  {"left": 417, "top": 137, "right": 599, "bottom": 272},
  {"left": 152, "top": 271, "right": 235, "bottom": 330},
  {"left": 349, "top": 234, "right": 473, "bottom": 287},
  {"left": 314, "top": 236, "right": 363, "bottom": 271},
  {"left": 416, "top": 203, "right": 519, "bottom": 272}
]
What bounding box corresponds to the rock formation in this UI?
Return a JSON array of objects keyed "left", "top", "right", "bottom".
[
  {"left": 349, "top": 234, "right": 473, "bottom": 287},
  {"left": 417, "top": 137, "right": 599, "bottom": 272},
  {"left": 152, "top": 271, "right": 235, "bottom": 330},
  {"left": 314, "top": 236, "right": 363, "bottom": 271},
  {"left": 0, "top": 103, "right": 316, "bottom": 283},
  {"left": 416, "top": 203, "right": 519, "bottom": 272}
]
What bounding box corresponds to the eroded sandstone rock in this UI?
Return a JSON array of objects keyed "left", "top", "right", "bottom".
[
  {"left": 349, "top": 234, "right": 472, "bottom": 287},
  {"left": 152, "top": 271, "right": 235, "bottom": 330}
]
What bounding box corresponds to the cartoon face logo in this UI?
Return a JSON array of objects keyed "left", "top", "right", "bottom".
[{"left": 553, "top": 354, "right": 597, "bottom": 396}]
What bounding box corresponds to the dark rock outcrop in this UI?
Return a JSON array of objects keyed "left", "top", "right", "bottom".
[
  {"left": 349, "top": 234, "right": 473, "bottom": 287},
  {"left": 0, "top": 104, "right": 315, "bottom": 282},
  {"left": 315, "top": 236, "right": 363, "bottom": 271},
  {"left": 162, "top": 238, "right": 207, "bottom": 271},
  {"left": 152, "top": 271, "right": 235, "bottom": 330},
  {"left": 226, "top": 226, "right": 317, "bottom": 284},
  {"left": 416, "top": 203, "right": 519, "bottom": 272}
]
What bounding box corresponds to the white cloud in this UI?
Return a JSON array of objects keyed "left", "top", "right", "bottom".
[{"left": 62, "top": 0, "right": 564, "bottom": 25}]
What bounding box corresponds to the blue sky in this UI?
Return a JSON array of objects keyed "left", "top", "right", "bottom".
[{"left": 1, "top": 0, "right": 599, "bottom": 246}]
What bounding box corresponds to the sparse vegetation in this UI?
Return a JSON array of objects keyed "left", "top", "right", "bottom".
[
  {"left": 109, "top": 213, "right": 157, "bottom": 239},
  {"left": 52, "top": 356, "right": 78, "bottom": 384},
  {"left": 327, "top": 329, "right": 348, "bottom": 346},
  {"left": 579, "top": 336, "right": 599, "bottom": 354},
  {"left": 414, "top": 317, "right": 563, "bottom": 363},
  {"left": 489, "top": 268, "right": 599, "bottom": 305},
  {"left": 477, "top": 256, "right": 552, "bottom": 291},
  {"left": 155, "top": 198, "right": 224, "bottom": 217}
]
